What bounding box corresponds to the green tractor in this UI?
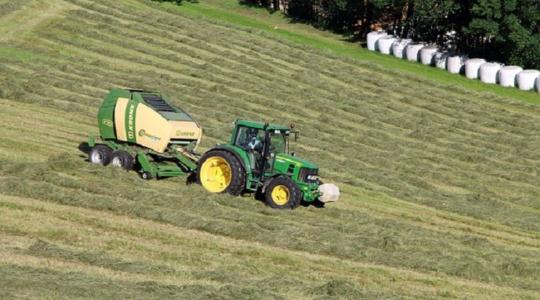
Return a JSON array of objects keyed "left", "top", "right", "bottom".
[
  {"left": 88, "top": 89, "right": 339, "bottom": 209},
  {"left": 198, "top": 120, "right": 339, "bottom": 208}
]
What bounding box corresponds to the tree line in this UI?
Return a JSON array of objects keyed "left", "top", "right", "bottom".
[{"left": 244, "top": 0, "right": 540, "bottom": 69}]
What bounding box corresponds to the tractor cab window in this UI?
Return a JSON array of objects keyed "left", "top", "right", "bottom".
[
  {"left": 269, "top": 130, "right": 287, "bottom": 154},
  {"left": 235, "top": 126, "right": 265, "bottom": 174},
  {"left": 235, "top": 126, "right": 264, "bottom": 153}
]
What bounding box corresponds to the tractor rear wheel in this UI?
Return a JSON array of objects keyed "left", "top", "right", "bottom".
[
  {"left": 264, "top": 176, "right": 302, "bottom": 209},
  {"left": 198, "top": 150, "right": 245, "bottom": 196},
  {"left": 89, "top": 145, "right": 112, "bottom": 165},
  {"left": 111, "top": 150, "right": 134, "bottom": 171}
]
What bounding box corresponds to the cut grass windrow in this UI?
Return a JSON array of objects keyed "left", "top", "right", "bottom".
[
  {"left": 0, "top": 0, "right": 539, "bottom": 298},
  {"left": 1, "top": 195, "right": 538, "bottom": 299}
]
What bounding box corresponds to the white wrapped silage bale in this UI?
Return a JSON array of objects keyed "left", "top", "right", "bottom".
[
  {"left": 392, "top": 39, "right": 412, "bottom": 58},
  {"left": 420, "top": 46, "right": 439, "bottom": 65},
  {"left": 377, "top": 36, "right": 396, "bottom": 55},
  {"left": 405, "top": 43, "right": 425, "bottom": 62},
  {"left": 465, "top": 58, "right": 487, "bottom": 79},
  {"left": 517, "top": 70, "right": 540, "bottom": 91},
  {"left": 536, "top": 75, "right": 540, "bottom": 93},
  {"left": 434, "top": 52, "right": 449, "bottom": 69},
  {"left": 498, "top": 66, "right": 523, "bottom": 87},
  {"left": 367, "top": 31, "right": 387, "bottom": 51},
  {"left": 447, "top": 55, "right": 467, "bottom": 74},
  {"left": 479, "top": 63, "right": 503, "bottom": 84}
]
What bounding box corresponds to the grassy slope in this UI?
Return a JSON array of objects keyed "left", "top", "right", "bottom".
[
  {"left": 0, "top": 0, "right": 539, "bottom": 299},
  {"left": 179, "top": 0, "right": 540, "bottom": 105}
]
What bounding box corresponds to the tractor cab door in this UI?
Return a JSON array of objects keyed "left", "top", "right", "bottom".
[
  {"left": 234, "top": 127, "right": 267, "bottom": 176},
  {"left": 265, "top": 129, "right": 287, "bottom": 171}
]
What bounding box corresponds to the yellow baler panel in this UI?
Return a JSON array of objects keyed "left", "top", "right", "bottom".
[
  {"left": 135, "top": 103, "right": 171, "bottom": 153},
  {"left": 114, "top": 97, "right": 129, "bottom": 142},
  {"left": 169, "top": 121, "right": 202, "bottom": 149}
]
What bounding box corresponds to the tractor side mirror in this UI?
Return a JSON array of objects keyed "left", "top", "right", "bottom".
[{"left": 290, "top": 123, "right": 298, "bottom": 141}]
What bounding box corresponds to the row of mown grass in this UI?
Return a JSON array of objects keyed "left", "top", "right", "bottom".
[
  {"left": 0, "top": 0, "right": 539, "bottom": 298},
  {"left": 28, "top": 0, "right": 540, "bottom": 232}
]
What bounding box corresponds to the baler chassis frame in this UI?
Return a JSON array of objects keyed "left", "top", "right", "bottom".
[{"left": 88, "top": 135, "right": 198, "bottom": 179}]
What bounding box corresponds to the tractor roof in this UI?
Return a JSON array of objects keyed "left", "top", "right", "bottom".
[{"left": 235, "top": 119, "right": 290, "bottom": 131}]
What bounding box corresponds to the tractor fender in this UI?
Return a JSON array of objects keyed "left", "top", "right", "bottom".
[{"left": 261, "top": 174, "right": 288, "bottom": 193}]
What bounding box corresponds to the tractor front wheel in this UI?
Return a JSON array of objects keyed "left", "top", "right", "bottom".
[
  {"left": 264, "top": 176, "right": 302, "bottom": 209},
  {"left": 197, "top": 150, "right": 245, "bottom": 195}
]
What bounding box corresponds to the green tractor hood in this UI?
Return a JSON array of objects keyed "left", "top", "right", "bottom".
[{"left": 275, "top": 153, "right": 318, "bottom": 170}]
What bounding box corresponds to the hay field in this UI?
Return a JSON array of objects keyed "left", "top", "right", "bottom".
[{"left": 0, "top": 0, "right": 539, "bottom": 298}]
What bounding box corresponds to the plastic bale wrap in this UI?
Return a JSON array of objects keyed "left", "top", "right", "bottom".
[
  {"left": 465, "top": 58, "right": 487, "bottom": 79},
  {"left": 367, "top": 31, "right": 387, "bottom": 51},
  {"left": 377, "top": 36, "right": 396, "bottom": 55},
  {"left": 434, "top": 52, "right": 449, "bottom": 70},
  {"left": 392, "top": 39, "right": 412, "bottom": 58},
  {"left": 499, "top": 66, "right": 523, "bottom": 87},
  {"left": 420, "top": 47, "right": 439, "bottom": 66},
  {"left": 479, "top": 63, "right": 503, "bottom": 84},
  {"left": 516, "top": 70, "right": 540, "bottom": 91},
  {"left": 447, "top": 55, "right": 467, "bottom": 74},
  {"left": 405, "top": 43, "right": 425, "bottom": 62}
]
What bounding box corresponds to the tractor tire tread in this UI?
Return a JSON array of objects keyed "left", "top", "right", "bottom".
[
  {"left": 198, "top": 150, "right": 246, "bottom": 196},
  {"left": 112, "top": 150, "right": 135, "bottom": 171},
  {"left": 89, "top": 144, "right": 113, "bottom": 165},
  {"left": 265, "top": 176, "right": 302, "bottom": 209}
]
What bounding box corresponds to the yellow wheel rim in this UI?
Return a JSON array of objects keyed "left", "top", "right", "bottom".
[
  {"left": 271, "top": 185, "right": 290, "bottom": 206},
  {"left": 200, "top": 156, "right": 232, "bottom": 193}
]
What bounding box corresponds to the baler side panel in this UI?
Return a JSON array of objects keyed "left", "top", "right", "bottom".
[
  {"left": 98, "top": 89, "right": 131, "bottom": 140},
  {"left": 98, "top": 94, "right": 118, "bottom": 140},
  {"left": 135, "top": 103, "right": 171, "bottom": 153},
  {"left": 114, "top": 98, "right": 129, "bottom": 142},
  {"left": 169, "top": 120, "right": 203, "bottom": 149}
]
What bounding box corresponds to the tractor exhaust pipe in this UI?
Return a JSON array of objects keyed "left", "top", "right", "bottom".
[{"left": 318, "top": 183, "right": 340, "bottom": 203}]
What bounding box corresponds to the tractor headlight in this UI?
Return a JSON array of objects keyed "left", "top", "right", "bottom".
[
  {"left": 299, "top": 168, "right": 319, "bottom": 183},
  {"left": 307, "top": 175, "right": 319, "bottom": 181}
]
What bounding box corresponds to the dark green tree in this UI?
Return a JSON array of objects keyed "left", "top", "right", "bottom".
[
  {"left": 287, "top": 0, "right": 317, "bottom": 23},
  {"left": 462, "top": 0, "right": 540, "bottom": 68},
  {"left": 240, "top": 0, "right": 540, "bottom": 68},
  {"left": 369, "top": 0, "right": 409, "bottom": 36},
  {"left": 404, "top": 0, "right": 458, "bottom": 43}
]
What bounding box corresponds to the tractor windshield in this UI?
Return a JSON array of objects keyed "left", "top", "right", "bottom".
[
  {"left": 269, "top": 130, "right": 287, "bottom": 154},
  {"left": 234, "top": 126, "right": 289, "bottom": 154}
]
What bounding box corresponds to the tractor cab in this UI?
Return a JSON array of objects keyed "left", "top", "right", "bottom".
[{"left": 230, "top": 120, "right": 293, "bottom": 177}]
